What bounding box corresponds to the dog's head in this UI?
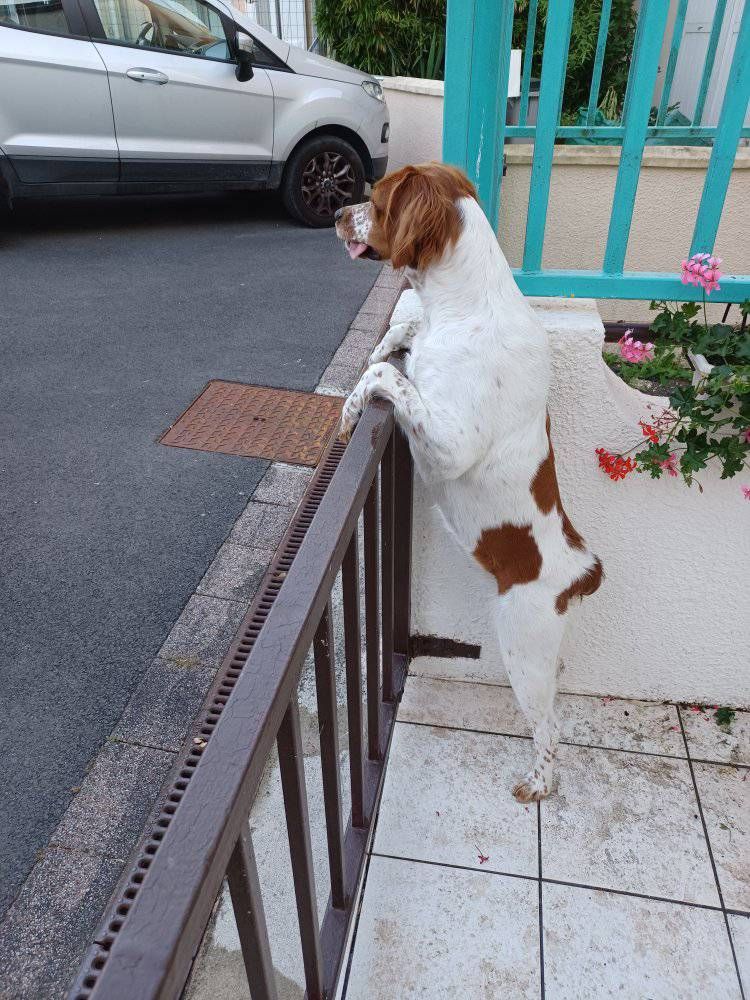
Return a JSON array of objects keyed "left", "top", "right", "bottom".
[{"left": 335, "top": 162, "right": 477, "bottom": 271}]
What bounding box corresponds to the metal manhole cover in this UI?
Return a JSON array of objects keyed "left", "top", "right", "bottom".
[{"left": 161, "top": 381, "right": 344, "bottom": 466}]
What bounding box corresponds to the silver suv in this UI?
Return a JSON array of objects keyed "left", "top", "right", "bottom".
[{"left": 0, "top": 0, "right": 389, "bottom": 225}]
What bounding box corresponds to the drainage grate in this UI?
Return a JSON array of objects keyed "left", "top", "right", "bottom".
[{"left": 161, "top": 381, "right": 344, "bottom": 466}]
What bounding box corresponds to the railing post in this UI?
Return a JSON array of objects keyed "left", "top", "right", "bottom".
[
  {"left": 656, "top": 0, "right": 688, "bottom": 125},
  {"left": 522, "top": 0, "right": 575, "bottom": 272},
  {"left": 380, "top": 434, "right": 395, "bottom": 703},
  {"left": 690, "top": 0, "right": 750, "bottom": 256},
  {"left": 393, "top": 426, "right": 413, "bottom": 663},
  {"left": 603, "top": 0, "right": 671, "bottom": 275},
  {"left": 363, "top": 482, "right": 381, "bottom": 760},
  {"left": 442, "top": 0, "right": 514, "bottom": 223},
  {"left": 519, "top": 0, "right": 538, "bottom": 128},
  {"left": 277, "top": 699, "right": 324, "bottom": 1000},
  {"left": 693, "top": 0, "right": 728, "bottom": 127},
  {"left": 313, "top": 604, "right": 347, "bottom": 910},
  {"left": 342, "top": 531, "right": 366, "bottom": 828},
  {"left": 227, "top": 828, "right": 279, "bottom": 1000}
]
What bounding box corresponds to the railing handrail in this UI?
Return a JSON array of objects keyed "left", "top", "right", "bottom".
[{"left": 70, "top": 395, "right": 401, "bottom": 1000}]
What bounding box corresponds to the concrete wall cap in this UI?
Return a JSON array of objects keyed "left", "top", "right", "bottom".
[
  {"left": 505, "top": 144, "right": 750, "bottom": 169},
  {"left": 380, "top": 76, "right": 445, "bottom": 97}
]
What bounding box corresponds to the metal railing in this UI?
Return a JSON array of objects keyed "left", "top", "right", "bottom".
[
  {"left": 443, "top": 0, "right": 750, "bottom": 303},
  {"left": 69, "top": 390, "right": 413, "bottom": 1000}
]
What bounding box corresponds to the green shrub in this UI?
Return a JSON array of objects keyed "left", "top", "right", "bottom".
[
  {"left": 316, "top": 0, "right": 636, "bottom": 104},
  {"left": 315, "top": 0, "right": 445, "bottom": 79},
  {"left": 513, "top": 0, "right": 637, "bottom": 118}
]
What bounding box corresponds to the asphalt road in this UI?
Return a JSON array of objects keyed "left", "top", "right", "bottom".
[{"left": 0, "top": 191, "right": 379, "bottom": 919}]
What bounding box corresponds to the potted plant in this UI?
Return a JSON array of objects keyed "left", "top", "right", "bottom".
[{"left": 599, "top": 254, "right": 750, "bottom": 493}]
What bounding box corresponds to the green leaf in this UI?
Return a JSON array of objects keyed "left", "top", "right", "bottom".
[{"left": 714, "top": 706, "right": 736, "bottom": 730}]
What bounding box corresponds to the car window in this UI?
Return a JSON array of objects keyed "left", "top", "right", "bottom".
[
  {"left": 0, "top": 0, "right": 72, "bottom": 35},
  {"left": 92, "top": 0, "right": 230, "bottom": 59}
]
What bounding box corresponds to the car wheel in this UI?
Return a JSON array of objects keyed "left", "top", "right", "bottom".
[{"left": 281, "top": 135, "right": 365, "bottom": 228}]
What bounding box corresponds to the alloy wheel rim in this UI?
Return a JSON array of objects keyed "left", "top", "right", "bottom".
[{"left": 301, "top": 152, "right": 356, "bottom": 217}]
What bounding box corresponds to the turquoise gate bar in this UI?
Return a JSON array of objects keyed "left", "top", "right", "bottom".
[{"left": 442, "top": 0, "right": 750, "bottom": 303}]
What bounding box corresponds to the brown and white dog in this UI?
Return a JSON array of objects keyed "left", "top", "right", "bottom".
[{"left": 335, "top": 163, "right": 603, "bottom": 801}]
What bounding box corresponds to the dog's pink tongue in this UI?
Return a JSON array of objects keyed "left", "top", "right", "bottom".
[{"left": 347, "top": 241, "right": 368, "bottom": 260}]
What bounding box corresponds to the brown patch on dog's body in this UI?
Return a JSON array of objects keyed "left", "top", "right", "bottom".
[
  {"left": 555, "top": 558, "right": 604, "bottom": 615},
  {"left": 530, "top": 415, "right": 603, "bottom": 613},
  {"left": 530, "top": 418, "right": 586, "bottom": 551},
  {"left": 473, "top": 524, "right": 542, "bottom": 594}
]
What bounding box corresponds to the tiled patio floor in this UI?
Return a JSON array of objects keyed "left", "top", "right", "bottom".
[{"left": 341, "top": 665, "right": 749, "bottom": 999}]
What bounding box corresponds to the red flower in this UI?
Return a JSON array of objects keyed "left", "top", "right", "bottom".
[
  {"left": 639, "top": 421, "right": 659, "bottom": 443},
  {"left": 595, "top": 448, "right": 637, "bottom": 481}
]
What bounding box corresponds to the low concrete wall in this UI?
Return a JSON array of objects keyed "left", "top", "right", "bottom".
[
  {"left": 397, "top": 291, "right": 750, "bottom": 707},
  {"left": 380, "top": 77, "right": 750, "bottom": 325}
]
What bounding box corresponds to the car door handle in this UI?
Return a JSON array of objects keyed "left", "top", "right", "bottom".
[{"left": 126, "top": 68, "right": 169, "bottom": 84}]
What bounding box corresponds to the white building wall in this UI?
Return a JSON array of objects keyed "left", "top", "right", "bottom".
[{"left": 401, "top": 291, "right": 750, "bottom": 707}]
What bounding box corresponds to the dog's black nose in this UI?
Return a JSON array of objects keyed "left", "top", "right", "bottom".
[{"left": 334, "top": 208, "right": 344, "bottom": 222}]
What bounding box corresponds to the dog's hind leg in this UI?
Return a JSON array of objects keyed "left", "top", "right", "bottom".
[{"left": 490, "top": 588, "right": 566, "bottom": 802}]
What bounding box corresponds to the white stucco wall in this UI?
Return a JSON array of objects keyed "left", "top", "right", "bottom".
[
  {"left": 380, "top": 78, "right": 750, "bottom": 325},
  {"left": 399, "top": 291, "right": 750, "bottom": 707}
]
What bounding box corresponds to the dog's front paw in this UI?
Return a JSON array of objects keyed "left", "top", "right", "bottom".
[
  {"left": 338, "top": 391, "right": 365, "bottom": 442},
  {"left": 368, "top": 345, "right": 389, "bottom": 367},
  {"left": 512, "top": 772, "right": 551, "bottom": 803}
]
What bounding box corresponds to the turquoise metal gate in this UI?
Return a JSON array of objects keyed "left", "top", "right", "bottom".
[{"left": 442, "top": 0, "right": 750, "bottom": 303}]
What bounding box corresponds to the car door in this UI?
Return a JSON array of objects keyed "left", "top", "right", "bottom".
[
  {"left": 80, "top": 0, "right": 274, "bottom": 184},
  {"left": 0, "top": 0, "right": 118, "bottom": 185}
]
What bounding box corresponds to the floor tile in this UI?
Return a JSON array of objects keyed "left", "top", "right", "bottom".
[
  {"left": 541, "top": 744, "right": 718, "bottom": 905},
  {"left": 729, "top": 913, "right": 750, "bottom": 995},
  {"left": 681, "top": 706, "right": 750, "bottom": 766},
  {"left": 374, "top": 723, "right": 538, "bottom": 876},
  {"left": 398, "top": 675, "right": 527, "bottom": 735},
  {"left": 399, "top": 677, "right": 684, "bottom": 755},
  {"left": 408, "top": 654, "right": 503, "bottom": 686},
  {"left": 345, "top": 856, "right": 540, "bottom": 999},
  {"left": 543, "top": 882, "right": 741, "bottom": 1000},
  {"left": 558, "top": 693, "right": 683, "bottom": 756},
  {"left": 694, "top": 762, "right": 750, "bottom": 911}
]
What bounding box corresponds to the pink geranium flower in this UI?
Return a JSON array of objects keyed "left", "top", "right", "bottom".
[
  {"left": 619, "top": 330, "right": 655, "bottom": 364},
  {"left": 659, "top": 453, "right": 679, "bottom": 478},
  {"left": 680, "top": 252, "right": 722, "bottom": 294},
  {"left": 742, "top": 485, "right": 750, "bottom": 501}
]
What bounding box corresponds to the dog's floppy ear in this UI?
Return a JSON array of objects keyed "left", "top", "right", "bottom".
[{"left": 385, "top": 164, "right": 473, "bottom": 271}]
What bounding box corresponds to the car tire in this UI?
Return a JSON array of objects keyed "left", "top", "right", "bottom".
[{"left": 281, "top": 135, "right": 365, "bottom": 228}]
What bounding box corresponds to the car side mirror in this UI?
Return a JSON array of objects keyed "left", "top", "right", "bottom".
[{"left": 235, "top": 35, "right": 254, "bottom": 82}]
